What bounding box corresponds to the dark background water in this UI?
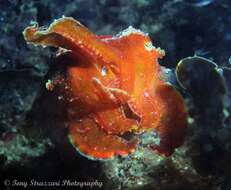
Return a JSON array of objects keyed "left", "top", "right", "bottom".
[{"left": 0, "top": 0, "right": 231, "bottom": 189}]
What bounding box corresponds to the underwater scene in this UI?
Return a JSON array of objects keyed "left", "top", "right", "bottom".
[{"left": 0, "top": 0, "right": 231, "bottom": 189}]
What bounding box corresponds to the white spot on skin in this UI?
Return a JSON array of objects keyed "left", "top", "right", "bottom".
[
  {"left": 144, "top": 42, "right": 165, "bottom": 56},
  {"left": 116, "top": 26, "right": 148, "bottom": 38},
  {"left": 45, "top": 79, "right": 54, "bottom": 91},
  {"left": 137, "top": 181, "right": 143, "bottom": 185},
  {"left": 144, "top": 42, "right": 154, "bottom": 51},
  {"left": 58, "top": 96, "right": 63, "bottom": 100},
  {"left": 101, "top": 66, "right": 107, "bottom": 76},
  {"left": 144, "top": 92, "right": 149, "bottom": 97},
  {"left": 69, "top": 98, "right": 74, "bottom": 102},
  {"left": 29, "top": 20, "right": 38, "bottom": 26},
  {"left": 156, "top": 47, "right": 165, "bottom": 56}
]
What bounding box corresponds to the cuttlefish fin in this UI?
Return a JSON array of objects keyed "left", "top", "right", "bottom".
[
  {"left": 150, "top": 84, "right": 187, "bottom": 156},
  {"left": 69, "top": 117, "right": 138, "bottom": 159}
]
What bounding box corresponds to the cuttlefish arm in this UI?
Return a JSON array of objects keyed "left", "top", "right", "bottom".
[
  {"left": 23, "top": 17, "right": 122, "bottom": 74},
  {"left": 69, "top": 117, "right": 138, "bottom": 159}
]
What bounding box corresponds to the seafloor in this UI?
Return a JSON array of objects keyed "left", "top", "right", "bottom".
[{"left": 1, "top": 0, "right": 231, "bottom": 189}]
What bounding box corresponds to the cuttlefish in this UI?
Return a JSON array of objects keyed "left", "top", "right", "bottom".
[{"left": 23, "top": 17, "right": 187, "bottom": 159}]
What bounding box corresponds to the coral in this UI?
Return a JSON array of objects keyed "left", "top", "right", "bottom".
[
  {"left": 0, "top": 131, "right": 51, "bottom": 168},
  {"left": 23, "top": 17, "right": 187, "bottom": 159},
  {"left": 175, "top": 56, "right": 231, "bottom": 180}
]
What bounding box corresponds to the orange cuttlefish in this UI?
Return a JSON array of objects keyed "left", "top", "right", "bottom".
[{"left": 23, "top": 17, "right": 187, "bottom": 159}]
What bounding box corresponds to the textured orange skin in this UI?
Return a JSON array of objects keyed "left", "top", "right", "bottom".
[{"left": 23, "top": 17, "right": 187, "bottom": 159}]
